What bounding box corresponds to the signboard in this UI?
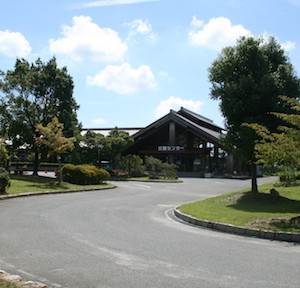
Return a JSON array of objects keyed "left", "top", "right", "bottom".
[{"left": 158, "top": 145, "right": 184, "bottom": 152}]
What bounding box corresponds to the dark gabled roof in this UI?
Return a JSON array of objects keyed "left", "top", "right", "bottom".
[
  {"left": 178, "top": 107, "right": 224, "bottom": 132},
  {"left": 132, "top": 108, "right": 224, "bottom": 144}
]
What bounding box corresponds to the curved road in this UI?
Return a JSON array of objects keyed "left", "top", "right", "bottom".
[{"left": 0, "top": 177, "right": 299, "bottom": 288}]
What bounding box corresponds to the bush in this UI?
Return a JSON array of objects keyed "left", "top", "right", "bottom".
[
  {"left": 278, "top": 170, "right": 300, "bottom": 187},
  {"left": 0, "top": 167, "right": 10, "bottom": 194},
  {"left": 144, "top": 156, "right": 162, "bottom": 179},
  {"left": 120, "top": 155, "right": 145, "bottom": 177},
  {"left": 62, "top": 164, "right": 110, "bottom": 185},
  {"left": 144, "top": 156, "right": 178, "bottom": 179},
  {"left": 161, "top": 162, "right": 178, "bottom": 179}
]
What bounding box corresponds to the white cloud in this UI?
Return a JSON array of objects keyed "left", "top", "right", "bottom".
[
  {"left": 86, "top": 62, "right": 157, "bottom": 94},
  {"left": 49, "top": 16, "right": 127, "bottom": 62},
  {"left": 189, "top": 16, "right": 251, "bottom": 51},
  {"left": 281, "top": 40, "right": 296, "bottom": 51},
  {"left": 0, "top": 30, "right": 31, "bottom": 57},
  {"left": 154, "top": 96, "right": 203, "bottom": 118},
  {"left": 260, "top": 32, "right": 296, "bottom": 52},
  {"left": 126, "top": 19, "right": 158, "bottom": 44},
  {"left": 190, "top": 15, "right": 204, "bottom": 29},
  {"left": 92, "top": 118, "right": 108, "bottom": 126},
  {"left": 72, "top": 0, "right": 160, "bottom": 8}
]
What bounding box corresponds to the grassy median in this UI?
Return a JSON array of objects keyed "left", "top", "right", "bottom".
[
  {"left": 178, "top": 183, "right": 300, "bottom": 232},
  {"left": 4, "top": 174, "right": 112, "bottom": 195}
]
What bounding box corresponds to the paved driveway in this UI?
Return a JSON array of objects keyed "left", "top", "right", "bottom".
[{"left": 0, "top": 177, "right": 299, "bottom": 288}]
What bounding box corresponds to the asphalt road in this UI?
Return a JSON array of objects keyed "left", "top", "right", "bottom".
[{"left": 0, "top": 177, "right": 299, "bottom": 288}]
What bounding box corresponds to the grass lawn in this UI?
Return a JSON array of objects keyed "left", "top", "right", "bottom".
[
  {"left": 178, "top": 183, "right": 300, "bottom": 233},
  {"left": 4, "top": 174, "right": 112, "bottom": 195}
]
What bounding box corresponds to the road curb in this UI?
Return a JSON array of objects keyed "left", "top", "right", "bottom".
[
  {"left": 174, "top": 207, "right": 300, "bottom": 243},
  {"left": 0, "top": 184, "right": 117, "bottom": 201}
]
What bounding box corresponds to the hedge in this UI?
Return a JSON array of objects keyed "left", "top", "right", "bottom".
[{"left": 62, "top": 164, "right": 110, "bottom": 185}]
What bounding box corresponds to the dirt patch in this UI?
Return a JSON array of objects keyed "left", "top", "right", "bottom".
[
  {"left": 0, "top": 270, "right": 47, "bottom": 288},
  {"left": 249, "top": 216, "right": 300, "bottom": 232}
]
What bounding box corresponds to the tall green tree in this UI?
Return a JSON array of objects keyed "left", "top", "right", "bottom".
[
  {"left": 36, "top": 117, "right": 75, "bottom": 183},
  {"left": 0, "top": 57, "right": 80, "bottom": 175},
  {"left": 208, "top": 36, "right": 300, "bottom": 192}
]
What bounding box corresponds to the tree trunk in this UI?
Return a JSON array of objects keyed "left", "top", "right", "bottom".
[
  {"left": 251, "top": 162, "right": 258, "bottom": 193},
  {"left": 58, "top": 155, "right": 63, "bottom": 184},
  {"left": 32, "top": 148, "right": 40, "bottom": 176}
]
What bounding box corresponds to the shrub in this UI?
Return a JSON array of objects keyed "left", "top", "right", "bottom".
[
  {"left": 144, "top": 156, "right": 178, "bottom": 179},
  {"left": 61, "top": 163, "right": 76, "bottom": 183},
  {"left": 62, "top": 164, "right": 110, "bottom": 185},
  {"left": 161, "top": 162, "right": 178, "bottom": 179},
  {"left": 0, "top": 167, "right": 10, "bottom": 194},
  {"left": 278, "top": 170, "right": 300, "bottom": 187},
  {"left": 144, "top": 156, "right": 162, "bottom": 179},
  {"left": 120, "top": 154, "right": 145, "bottom": 177}
]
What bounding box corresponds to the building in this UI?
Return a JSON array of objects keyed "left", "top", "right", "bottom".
[{"left": 125, "top": 107, "right": 231, "bottom": 177}]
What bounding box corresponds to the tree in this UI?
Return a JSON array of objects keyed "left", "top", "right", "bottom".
[
  {"left": 246, "top": 97, "right": 300, "bottom": 184},
  {"left": 74, "top": 130, "right": 107, "bottom": 165},
  {"left": 208, "top": 36, "right": 300, "bottom": 193},
  {"left": 36, "top": 117, "right": 75, "bottom": 183},
  {"left": 0, "top": 57, "right": 80, "bottom": 175},
  {"left": 106, "top": 128, "right": 133, "bottom": 168}
]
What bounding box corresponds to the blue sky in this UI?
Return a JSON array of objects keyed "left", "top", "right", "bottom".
[{"left": 1, "top": 0, "right": 300, "bottom": 129}]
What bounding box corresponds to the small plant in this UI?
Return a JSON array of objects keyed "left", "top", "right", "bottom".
[{"left": 0, "top": 167, "right": 10, "bottom": 194}]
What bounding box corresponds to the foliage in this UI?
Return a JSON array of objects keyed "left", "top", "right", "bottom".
[
  {"left": 36, "top": 117, "right": 75, "bottom": 156},
  {"left": 144, "top": 156, "right": 178, "bottom": 179},
  {"left": 36, "top": 117, "right": 75, "bottom": 183},
  {"left": 0, "top": 167, "right": 10, "bottom": 194},
  {"left": 246, "top": 97, "right": 300, "bottom": 185},
  {"left": 106, "top": 128, "right": 134, "bottom": 168},
  {"left": 160, "top": 162, "right": 178, "bottom": 179},
  {"left": 208, "top": 36, "right": 300, "bottom": 192},
  {"left": 73, "top": 128, "right": 133, "bottom": 168},
  {"left": 73, "top": 130, "right": 107, "bottom": 165},
  {"left": 144, "top": 156, "right": 163, "bottom": 179},
  {"left": 0, "top": 57, "right": 80, "bottom": 175},
  {"left": 62, "top": 164, "right": 110, "bottom": 185},
  {"left": 0, "top": 139, "right": 9, "bottom": 166},
  {"left": 120, "top": 154, "right": 145, "bottom": 177}
]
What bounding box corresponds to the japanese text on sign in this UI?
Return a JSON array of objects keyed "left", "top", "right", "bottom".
[{"left": 158, "top": 146, "right": 184, "bottom": 151}]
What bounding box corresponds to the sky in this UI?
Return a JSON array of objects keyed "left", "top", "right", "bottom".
[{"left": 1, "top": 0, "right": 300, "bottom": 129}]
